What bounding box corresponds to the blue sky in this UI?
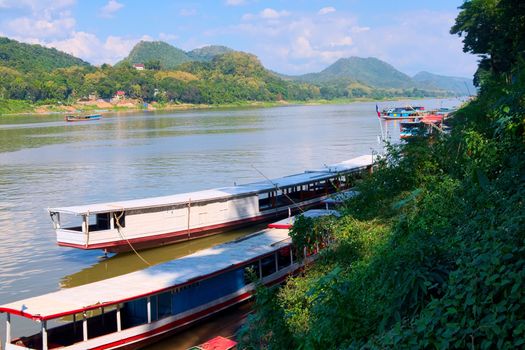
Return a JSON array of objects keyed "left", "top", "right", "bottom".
[{"left": 0, "top": 0, "right": 478, "bottom": 77}]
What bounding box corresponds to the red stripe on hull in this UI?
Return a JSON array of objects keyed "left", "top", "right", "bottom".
[
  {"left": 92, "top": 274, "right": 291, "bottom": 350},
  {"left": 59, "top": 202, "right": 321, "bottom": 253}
]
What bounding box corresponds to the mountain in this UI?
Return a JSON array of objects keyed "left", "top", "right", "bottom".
[
  {"left": 187, "top": 45, "right": 234, "bottom": 62},
  {"left": 119, "top": 41, "right": 192, "bottom": 69},
  {"left": 297, "top": 57, "right": 414, "bottom": 89},
  {"left": 0, "top": 36, "right": 90, "bottom": 72},
  {"left": 413, "top": 71, "right": 475, "bottom": 95}
]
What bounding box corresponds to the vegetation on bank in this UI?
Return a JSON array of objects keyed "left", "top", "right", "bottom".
[
  {"left": 0, "top": 36, "right": 459, "bottom": 116},
  {"left": 239, "top": 0, "right": 525, "bottom": 348}
]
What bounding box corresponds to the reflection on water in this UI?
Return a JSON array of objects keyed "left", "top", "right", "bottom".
[
  {"left": 0, "top": 99, "right": 461, "bottom": 341},
  {"left": 60, "top": 223, "right": 267, "bottom": 288}
]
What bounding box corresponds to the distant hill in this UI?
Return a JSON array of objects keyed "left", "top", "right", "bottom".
[
  {"left": 187, "top": 45, "right": 234, "bottom": 62},
  {"left": 413, "top": 71, "right": 475, "bottom": 95},
  {"left": 119, "top": 42, "right": 236, "bottom": 69},
  {"left": 297, "top": 57, "right": 414, "bottom": 89},
  {"left": 119, "top": 41, "right": 192, "bottom": 69},
  {"left": 0, "top": 36, "right": 90, "bottom": 72}
]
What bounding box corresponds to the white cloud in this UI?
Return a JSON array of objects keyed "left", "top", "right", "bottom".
[
  {"left": 318, "top": 7, "right": 336, "bottom": 15},
  {"left": 260, "top": 8, "right": 290, "bottom": 19},
  {"left": 46, "top": 32, "right": 148, "bottom": 65},
  {"left": 6, "top": 15, "right": 75, "bottom": 39},
  {"left": 226, "top": 0, "right": 245, "bottom": 6},
  {"left": 99, "top": 0, "right": 124, "bottom": 19}
]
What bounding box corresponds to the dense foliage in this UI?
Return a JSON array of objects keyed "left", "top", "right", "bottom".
[
  {"left": 117, "top": 40, "right": 193, "bottom": 69},
  {"left": 0, "top": 37, "right": 90, "bottom": 73},
  {"left": 239, "top": 1, "right": 525, "bottom": 348},
  {"left": 0, "top": 49, "right": 319, "bottom": 107}
]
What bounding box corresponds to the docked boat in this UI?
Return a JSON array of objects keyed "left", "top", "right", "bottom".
[
  {"left": 399, "top": 115, "right": 445, "bottom": 139},
  {"left": 381, "top": 106, "right": 425, "bottom": 120},
  {"left": 0, "top": 211, "right": 331, "bottom": 350},
  {"left": 48, "top": 155, "right": 374, "bottom": 252},
  {"left": 65, "top": 114, "right": 102, "bottom": 122}
]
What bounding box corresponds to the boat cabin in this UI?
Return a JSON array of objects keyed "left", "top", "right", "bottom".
[{"left": 48, "top": 155, "right": 374, "bottom": 252}]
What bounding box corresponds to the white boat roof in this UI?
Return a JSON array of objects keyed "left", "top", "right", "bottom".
[
  {"left": 49, "top": 155, "right": 374, "bottom": 215},
  {"left": 268, "top": 209, "right": 341, "bottom": 229},
  {"left": 0, "top": 226, "right": 291, "bottom": 320}
]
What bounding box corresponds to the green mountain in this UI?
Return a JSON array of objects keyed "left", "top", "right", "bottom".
[
  {"left": 297, "top": 57, "right": 414, "bottom": 89},
  {"left": 119, "top": 40, "right": 192, "bottom": 69},
  {"left": 0, "top": 36, "right": 90, "bottom": 72},
  {"left": 413, "top": 71, "right": 475, "bottom": 95},
  {"left": 187, "top": 45, "right": 234, "bottom": 62}
]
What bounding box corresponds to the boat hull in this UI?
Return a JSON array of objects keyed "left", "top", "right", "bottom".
[{"left": 57, "top": 198, "right": 324, "bottom": 253}]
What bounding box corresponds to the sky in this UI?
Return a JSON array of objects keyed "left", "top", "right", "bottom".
[{"left": 0, "top": 0, "right": 479, "bottom": 77}]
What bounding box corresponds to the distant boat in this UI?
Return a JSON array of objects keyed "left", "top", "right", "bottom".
[
  {"left": 65, "top": 114, "right": 102, "bottom": 122},
  {"left": 381, "top": 106, "right": 425, "bottom": 120}
]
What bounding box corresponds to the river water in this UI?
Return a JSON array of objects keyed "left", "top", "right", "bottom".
[{"left": 0, "top": 99, "right": 459, "bottom": 347}]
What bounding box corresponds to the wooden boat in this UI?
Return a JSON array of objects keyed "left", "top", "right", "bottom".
[
  {"left": 48, "top": 155, "right": 374, "bottom": 252},
  {"left": 381, "top": 106, "right": 425, "bottom": 120},
  {"left": 0, "top": 210, "right": 331, "bottom": 350},
  {"left": 399, "top": 115, "right": 445, "bottom": 139},
  {"left": 188, "top": 336, "right": 237, "bottom": 350},
  {"left": 65, "top": 114, "right": 102, "bottom": 122}
]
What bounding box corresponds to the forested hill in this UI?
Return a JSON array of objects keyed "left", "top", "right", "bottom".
[
  {"left": 297, "top": 57, "right": 414, "bottom": 89},
  {"left": 118, "top": 41, "right": 236, "bottom": 69},
  {"left": 187, "top": 45, "right": 234, "bottom": 62},
  {"left": 118, "top": 41, "right": 193, "bottom": 69},
  {"left": 0, "top": 37, "right": 90, "bottom": 72},
  {"left": 413, "top": 71, "right": 476, "bottom": 95}
]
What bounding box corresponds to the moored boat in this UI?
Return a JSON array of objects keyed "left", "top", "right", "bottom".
[
  {"left": 0, "top": 210, "right": 332, "bottom": 350},
  {"left": 65, "top": 114, "right": 102, "bottom": 122},
  {"left": 381, "top": 106, "right": 425, "bottom": 120},
  {"left": 48, "top": 155, "right": 374, "bottom": 252}
]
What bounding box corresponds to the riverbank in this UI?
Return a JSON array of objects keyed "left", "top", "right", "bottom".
[
  {"left": 239, "top": 75, "right": 525, "bottom": 348},
  {"left": 0, "top": 96, "right": 460, "bottom": 117}
]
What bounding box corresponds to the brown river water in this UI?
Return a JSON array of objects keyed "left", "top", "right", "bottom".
[{"left": 0, "top": 100, "right": 461, "bottom": 348}]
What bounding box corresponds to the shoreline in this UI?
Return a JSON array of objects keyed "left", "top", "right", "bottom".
[{"left": 0, "top": 96, "right": 462, "bottom": 117}]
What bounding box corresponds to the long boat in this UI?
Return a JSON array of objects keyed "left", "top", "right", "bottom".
[
  {"left": 48, "top": 155, "right": 374, "bottom": 252},
  {"left": 0, "top": 210, "right": 331, "bottom": 350},
  {"left": 380, "top": 106, "right": 425, "bottom": 120},
  {"left": 65, "top": 114, "right": 102, "bottom": 122}
]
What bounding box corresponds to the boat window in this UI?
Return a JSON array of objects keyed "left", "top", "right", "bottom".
[
  {"left": 277, "top": 246, "right": 292, "bottom": 270},
  {"left": 157, "top": 291, "right": 172, "bottom": 319},
  {"left": 261, "top": 254, "right": 277, "bottom": 278},
  {"left": 243, "top": 262, "right": 260, "bottom": 284},
  {"left": 122, "top": 298, "right": 147, "bottom": 329},
  {"left": 95, "top": 213, "right": 110, "bottom": 230}
]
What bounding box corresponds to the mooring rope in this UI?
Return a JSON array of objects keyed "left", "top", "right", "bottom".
[{"left": 114, "top": 211, "right": 151, "bottom": 266}]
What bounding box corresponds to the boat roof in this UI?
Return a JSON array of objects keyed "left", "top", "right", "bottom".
[
  {"left": 268, "top": 209, "right": 340, "bottom": 229},
  {"left": 49, "top": 155, "right": 374, "bottom": 215},
  {"left": 0, "top": 226, "right": 292, "bottom": 320}
]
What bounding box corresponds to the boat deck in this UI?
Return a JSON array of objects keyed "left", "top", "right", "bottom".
[{"left": 0, "top": 227, "right": 291, "bottom": 320}]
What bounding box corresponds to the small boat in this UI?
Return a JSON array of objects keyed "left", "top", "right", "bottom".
[
  {"left": 48, "top": 155, "right": 374, "bottom": 253},
  {"left": 399, "top": 115, "right": 445, "bottom": 139},
  {"left": 0, "top": 210, "right": 333, "bottom": 350},
  {"left": 189, "top": 336, "right": 237, "bottom": 350},
  {"left": 65, "top": 114, "right": 102, "bottom": 122},
  {"left": 381, "top": 106, "right": 425, "bottom": 120}
]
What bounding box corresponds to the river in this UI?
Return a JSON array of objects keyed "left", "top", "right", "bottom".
[{"left": 0, "top": 99, "right": 460, "bottom": 347}]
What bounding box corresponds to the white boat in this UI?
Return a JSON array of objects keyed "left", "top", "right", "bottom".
[
  {"left": 48, "top": 155, "right": 374, "bottom": 252},
  {"left": 1, "top": 210, "right": 334, "bottom": 350}
]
